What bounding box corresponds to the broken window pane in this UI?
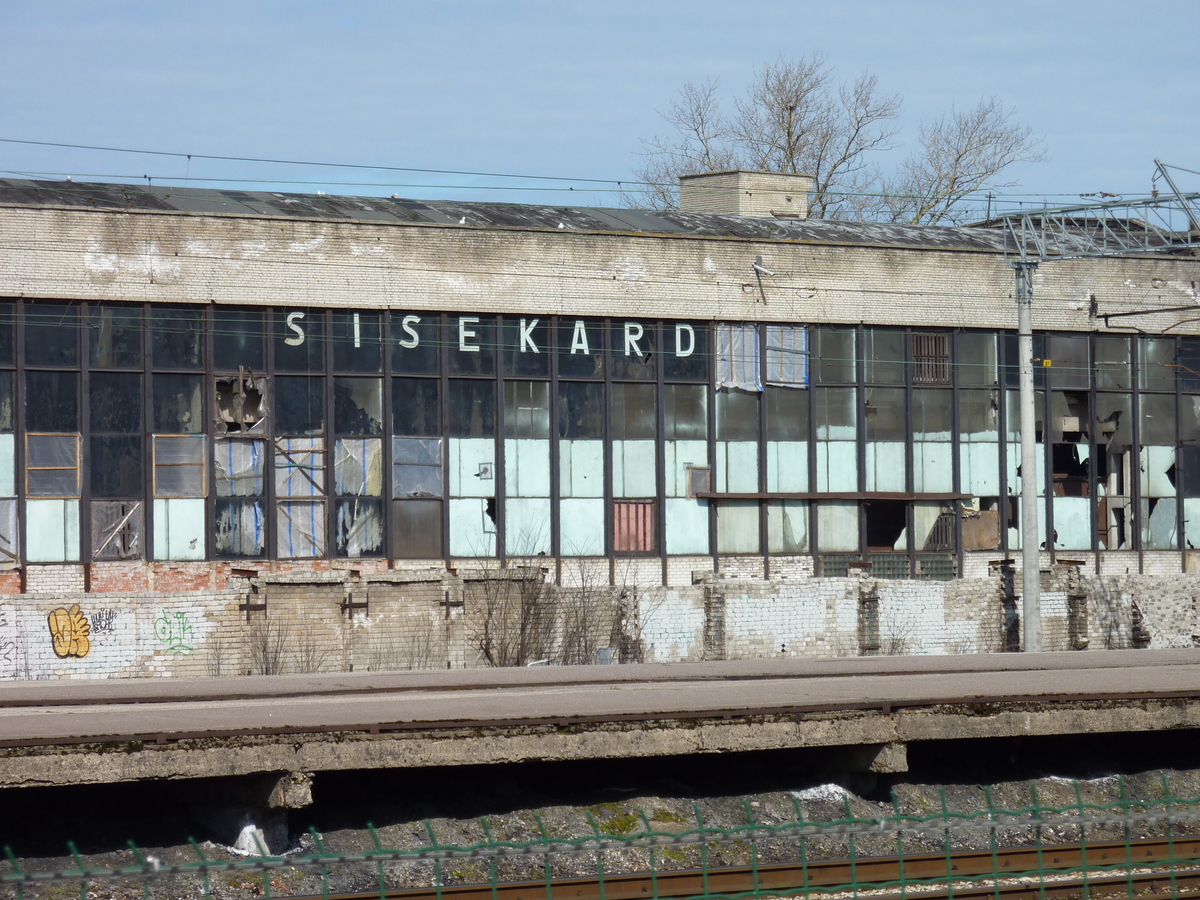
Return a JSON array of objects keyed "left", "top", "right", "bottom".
[
  {"left": 1139, "top": 337, "right": 1175, "bottom": 392},
  {"left": 25, "top": 303, "right": 80, "bottom": 367},
  {"left": 912, "top": 389, "right": 953, "bottom": 439},
  {"left": 609, "top": 321, "right": 656, "bottom": 381},
  {"left": 814, "top": 387, "right": 857, "bottom": 439},
  {"left": 215, "top": 372, "right": 267, "bottom": 433},
  {"left": 557, "top": 319, "right": 603, "bottom": 378},
  {"left": 336, "top": 497, "right": 384, "bottom": 556},
  {"left": 447, "top": 380, "right": 495, "bottom": 437},
  {"left": 152, "top": 374, "right": 203, "bottom": 433},
  {"left": 766, "top": 386, "right": 808, "bottom": 441},
  {"left": 612, "top": 383, "right": 656, "bottom": 440},
  {"left": 391, "top": 313, "right": 441, "bottom": 374},
  {"left": 914, "top": 502, "right": 956, "bottom": 552},
  {"left": 503, "top": 318, "right": 550, "bottom": 377},
  {"left": 90, "top": 435, "right": 142, "bottom": 497},
  {"left": 504, "top": 381, "right": 550, "bottom": 439},
  {"left": 334, "top": 438, "right": 383, "bottom": 496},
  {"left": 865, "top": 499, "right": 907, "bottom": 551},
  {"left": 664, "top": 384, "right": 707, "bottom": 440},
  {"left": 814, "top": 328, "right": 856, "bottom": 384},
  {"left": 959, "top": 332, "right": 998, "bottom": 386},
  {"left": 215, "top": 438, "right": 265, "bottom": 496},
  {"left": 1140, "top": 393, "right": 1176, "bottom": 445},
  {"left": 613, "top": 499, "right": 656, "bottom": 553},
  {"left": 274, "top": 309, "right": 325, "bottom": 372},
  {"left": 277, "top": 500, "right": 326, "bottom": 558},
  {"left": 26, "top": 371, "right": 78, "bottom": 432},
  {"left": 960, "top": 389, "right": 999, "bottom": 437},
  {"left": 716, "top": 389, "right": 758, "bottom": 440},
  {"left": 213, "top": 307, "right": 264, "bottom": 371},
  {"left": 393, "top": 499, "right": 443, "bottom": 558},
  {"left": 27, "top": 434, "right": 80, "bottom": 497},
  {"left": 1047, "top": 335, "right": 1089, "bottom": 389},
  {"left": 154, "top": 435, "right": 206, "bottom": 497},
  {"left": 1095, "top": 336, "right": 1131, "bottom": 390},
  {"left": 767, "top": 500, "right": 808, "bottom": 553},
  {"left": 1142, "top": 497, "right": 1177, "bottom": 550},
  {"left": 393, "top": 377, "right": 440, "bottom": 436},
  {"left": 664, "top": 322, "right": 708, "bottom": 381},
  {"left": 1095, "top": 393, "right": 1134, "bottom": 455},
  {"left": 88, "top": 305, "right": 143, "bottom": 369},
  {"left": 716, "top": 323, "right": 760, "bottom": 391},
  {"left": 558, "top": 382, "right": 603, "bottom": 439},
  {"left": 275, "top": 437, "right": 325, "bottom": 497},
  {"left": 0, "top": 303, "right": 13, "bottom": 367},
  {"left": 91, "top": 500, "right": 142, "bottom": 560},
  {"left": 864, "top": 388, "right": 905, "bottom": 441},
  {"left": 393, "top": 437, "right": 442, "bottom": 498},
  {"left": 275, "top": 376, "right": 325, "bottom": 435},
  {"left": 1050, "top": 391, "right": 1090, "bottom": 443},
  {"left": 333, "top": 311, "right": 381, "bottom": 373},
  {"left": 864, "top": 329, "right": 904, "bottom": 384},
  {"left": 765, "top": 325, "right": 808, "bottom": 387},
  {"left": 90, "top": 373, "right": 142, "bottom": 433},
  {"left": 214, "top": 499, "right": 265, "bottom": 557},
  {"left": 334, "top": 377, "right": 383, "bottom": 435},
  {"left": 152, "top": 306, "right": 204, "bottom": 369},
  {"left": 448, "top": 316, "right": 496, "bottom": 376},
  {"left": 0, "top": 372, "right": 14, "bottom": 433}
]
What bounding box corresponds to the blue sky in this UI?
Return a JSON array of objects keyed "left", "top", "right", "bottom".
[{"left": 1, "top": 1, "right": 1196, "bottom": 213}]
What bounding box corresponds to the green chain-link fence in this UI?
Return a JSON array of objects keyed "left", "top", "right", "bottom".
[{"left": 6, "top": 775, "right": 1200, "bottom": 900}]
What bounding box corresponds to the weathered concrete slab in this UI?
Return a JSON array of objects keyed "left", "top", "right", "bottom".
[{"left": 4, "top": 652, "right": 1200, "bottom": 789}]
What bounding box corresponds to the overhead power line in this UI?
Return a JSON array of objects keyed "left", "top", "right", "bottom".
[{"left": 0, "top": 137, "right": 627, "bottom": 187}]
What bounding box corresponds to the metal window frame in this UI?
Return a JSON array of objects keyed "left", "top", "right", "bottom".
[
  {"left": 25, "top": 432, "right": 81, "bottom": 499},
  {"left": 152, "top": 434, "right": 208, "bottom": 498}
]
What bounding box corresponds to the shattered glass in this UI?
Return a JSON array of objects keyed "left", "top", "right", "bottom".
[{"left": 215, "top": 439, "right": 265, "bottom": 496}]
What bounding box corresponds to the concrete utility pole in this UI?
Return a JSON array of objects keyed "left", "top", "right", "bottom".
[
  {"left": 1014, "top": 261, "right": 1040, "bottom": 653},
  {"left": 996, "top": 160, "right": 1200, "bottom": 653}
]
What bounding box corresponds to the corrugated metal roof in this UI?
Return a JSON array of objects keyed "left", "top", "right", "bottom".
[{"left": 0, "top": 177, "right": 1027, "bottom": 253}]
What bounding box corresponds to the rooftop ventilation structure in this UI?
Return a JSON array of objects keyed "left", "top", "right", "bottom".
[{"left": 678, "top": 170, "right": 813, "bottom": 219}]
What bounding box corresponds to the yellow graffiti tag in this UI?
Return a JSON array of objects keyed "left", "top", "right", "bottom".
[{"left": 48, "top": 604, "right": 91, "bottom": 659}]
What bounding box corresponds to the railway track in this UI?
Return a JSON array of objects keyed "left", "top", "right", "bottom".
[{"left": 291, "top": 837, "right": 1200, "bottom": 900}]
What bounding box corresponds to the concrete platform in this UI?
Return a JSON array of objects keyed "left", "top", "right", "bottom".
[{"left": 2, "top": 649, "right": 1200, "bottom": 790}]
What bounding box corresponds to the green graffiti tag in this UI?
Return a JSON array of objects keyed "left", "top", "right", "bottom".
[{"left": 154, "top": 609, "right": 194, "bottom": 655}]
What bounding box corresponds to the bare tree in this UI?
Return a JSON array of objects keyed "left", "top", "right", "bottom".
[
  {"left": 629, "top": 79, "right": 739, "bottom": 211},
  {"left": 877, "top": 97, "right": 1045, "bottom": 225},
  {"left": 468, "top": 564, "right": 558, "bottom": 667},
  {"left": 628, "top": 56, "right": 900, "bottom": 216},
  {"left": 627, "top": 61, "right": 1041, "bottom": 223}
]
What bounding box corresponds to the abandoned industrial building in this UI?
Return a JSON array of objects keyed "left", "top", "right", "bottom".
[{"left": 1, "top": 170, "right": 1199, "bottom": 676}]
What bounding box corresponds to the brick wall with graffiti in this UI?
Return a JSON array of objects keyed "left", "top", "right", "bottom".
[{"left": 0, "top": 565, "right": 460, "bottom": 679}]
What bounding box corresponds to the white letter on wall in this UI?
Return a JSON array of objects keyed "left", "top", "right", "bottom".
[
  {"left": 519, "top": 318, "right": 539, "bottom": 353},
  {"left": 570, "top": 320, "right": 589, "bottom": 354},
  {"left": 459, "top": 316, "right": 480, "bottom": 352},
  {"left": 398, "top": 315, "right": 421, "bottom": 349},
  {"left": 624, "top": 321, "right": 644, "bottom": 357},
  {"left": 675, "top": 323, "right": 695, "bottom": 357},
  {"left": 284, "top": 311, "right": 306, "bottom": 346}
]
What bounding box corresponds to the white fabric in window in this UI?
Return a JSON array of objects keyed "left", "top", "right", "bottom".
[{"left": 716, "top": 323, "right": 761, "bottom": 392}]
